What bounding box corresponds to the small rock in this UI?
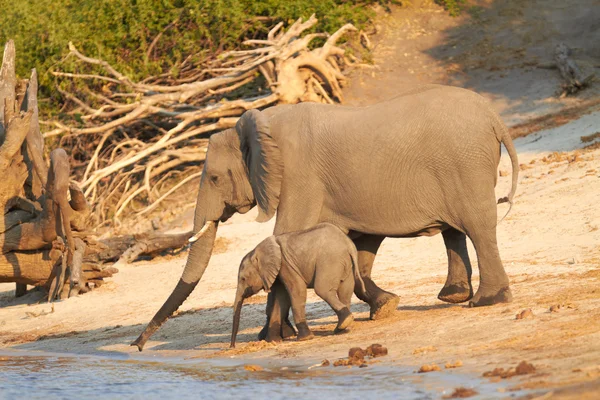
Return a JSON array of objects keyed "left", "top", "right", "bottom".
[
  {"left": 443, "top": 387, "right": 479, "bottom": 399},
  {"left": 333, "top": 359, "right": 349, "bottom": 367},
  {"left": 549, "top": 304, "right": 561, "bottom": 313},
  {"left": 359, "top": 363, "right": 368, "bottom": 368},
  {"left": 418, "top": 364, "right": 441, "bottom": 373},
  {"left": 348, "top": 347, "right": 365, "bottom": 360},
  {"left": 445, "top": 360, "right": 463, "bottom": 369},
  {"left": 483, "top": 368, "right": 499, "bottom": 377},
  {"left": 499, "top": 170, "right": 509, "bottom": 177},
  {"left": 516, "top": 308, "right": 534, "bottom": 320},
  {"left": 350, "top": 357, "right": 365, "bottom": 366},
  {"left": 483, "top": 367, "right": 513, "bottom": 378},
  {"left": 483, "top": 361, "right": 535, "bottom": 379},
  {"left": 321, "top": 359, "right": 330, "bottom": 367},
  {"left": 244, "top": 364, "right": 263, "bottom": 372},
  {"left": 515, "top": 361, "right": 536, "bottom": 375},
  {"left": 366, "top": 343, "right": 388, "bottom": 358}
]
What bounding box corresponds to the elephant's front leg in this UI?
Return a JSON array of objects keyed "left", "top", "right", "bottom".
[
  {"left": 438, "top": 228, "right": 473, "bottom": 303},
  {"left": 258, "top": 279, "right": 296, "bottom": 342},
  {"left": 352, "top": 234, "right": 400, "bottom": 320},
  {"left": 279, "top": 272, "right": 314, "bottom": 341}
]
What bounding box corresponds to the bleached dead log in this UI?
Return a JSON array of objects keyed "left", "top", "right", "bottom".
[{"left": 554, "top": 43, "right": 595, "bottom": 96}]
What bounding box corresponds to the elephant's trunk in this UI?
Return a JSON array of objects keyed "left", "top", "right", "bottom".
[
  {"left": 230, "top": 293, "right": 244, "bottom": 348},
  {"left": 131, "top": 221, "right": 218, "bottom": 351}
]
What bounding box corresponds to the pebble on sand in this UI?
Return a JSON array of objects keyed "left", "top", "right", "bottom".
[
  {"left": 516, "top": 308, "right": 534, "bottom": 320},
  {"left": 418, "top": 364, "right": 441, "bottom": 373},
  {"left": 445, "top": 360, "right": 463, "bottom": 369}
]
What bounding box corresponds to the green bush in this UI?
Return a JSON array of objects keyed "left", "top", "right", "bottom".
[
  {"left": 0, "top": 0, "right": 381, "bottom": 103},
  {"left": 435, "top": 0, "right": 466, "bottom": 16}
]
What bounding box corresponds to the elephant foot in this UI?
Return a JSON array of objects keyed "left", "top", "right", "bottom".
[
  {"left": 265, "top": 322, "right": 283, "bottom": 343},
  {"left": 282, "top": 318, "right": 297, "bottom": 339},
  {"left": 468, "top": 286, "right": 512, "bottom": 307},
  {"left": 296, "top": 322, "right": 314, "bottom": 341},
  {"left": 258, "top": 323, "right": 268, "bottom": 341},
  {"left": 438, "top": 283, "right": 473, "bottom": 304},
  {"left": 334, "top": 307, "right": 354, "bottom": 333},
  {"left": 369, "top": 293, "right": 400, "bottom": 320},
  {"left": 258, "top": 317, "right": 296, "bottom": 340}
]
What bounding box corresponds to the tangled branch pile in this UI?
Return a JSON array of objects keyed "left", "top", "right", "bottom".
[
  {"left": 48, "top": 15, "right": 358, "bottom": 230},
  {"left": 0, "top": 41, "right": 211, "bottom": 301}
]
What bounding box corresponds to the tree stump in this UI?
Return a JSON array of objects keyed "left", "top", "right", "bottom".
[
  {"left": 0, "top": 41, "right": 191, "bottom": 301},
  {"left": 554, "top": 43, "right": 595, "bottom": 96}
]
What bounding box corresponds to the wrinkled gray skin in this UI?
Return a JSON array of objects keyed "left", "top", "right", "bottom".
[
  {"left": 132, "top": 84, "right": 519, "bottom": 351},
  {"left": 231, "top": 223, "right": 366, "bottom": 347}
]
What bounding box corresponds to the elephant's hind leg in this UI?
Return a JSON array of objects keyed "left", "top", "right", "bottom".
[
  {"left": 335, "top": 276, "right": 356, "bottom": 332},
  {"left": 463, "top": 205, "right": 512, "bottom": 307},
  {"left": 315, "top": 279, "right": 354, "bottom": 333},
  {"left": 438, "top": 228, "right": 473, "bottom": 303},
  {"left": 352, "top": 234, "right": 399, "bottom": 320}
]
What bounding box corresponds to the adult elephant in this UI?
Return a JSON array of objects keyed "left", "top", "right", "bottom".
[{"left": 132, "top": 84, "right": 518, "bottom": 350}]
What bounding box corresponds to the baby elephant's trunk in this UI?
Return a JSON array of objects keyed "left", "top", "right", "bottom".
[{"left": 230, "top": 296, "right": 244, "bottom": 348}]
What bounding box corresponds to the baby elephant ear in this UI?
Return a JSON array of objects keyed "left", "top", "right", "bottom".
[
  {"left": 256, "top": 236, "right": 282, "bottom": 291},
  {"left": 235, "top": 109, "right": 283, "bottom": 222}
]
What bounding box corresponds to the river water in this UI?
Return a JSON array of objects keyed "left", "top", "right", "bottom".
[{"left": 0, "top": 350, "right": 527, "bottom": 399}]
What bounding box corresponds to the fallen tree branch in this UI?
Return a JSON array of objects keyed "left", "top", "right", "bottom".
[{"left": 47, "top": 16, "right": 357, "bottom": 229}]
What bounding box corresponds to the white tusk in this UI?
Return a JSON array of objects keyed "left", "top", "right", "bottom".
[{"left": 188, "top": 221, "right": 215, "bottom": 243}]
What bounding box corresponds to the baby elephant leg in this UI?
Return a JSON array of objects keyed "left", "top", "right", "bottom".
[
  {"left": 290, "top": 288, "right": 314, "bottom": 341},
  {"left": 335, "top": 276, "right": 356, "bottom": 332},
  {"left": 315, "top": 273, "right": 354, "bottom": 333},
  {"left": 280, "top": 272, "right": 314, "bottom": 341}
]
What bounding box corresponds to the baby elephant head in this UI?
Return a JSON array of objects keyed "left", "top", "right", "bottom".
[{"left": 231, "top": 236, "right": 281, "bottom": 348}]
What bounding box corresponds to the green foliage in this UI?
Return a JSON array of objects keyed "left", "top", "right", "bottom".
[
  {"left": 435, "top": 0, "right": 466, "bottom": 17},
  {"left": 0, "top": 0, "right": 381, "bottom": 104}
]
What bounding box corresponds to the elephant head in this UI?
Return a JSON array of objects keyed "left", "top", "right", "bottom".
[
  {"left": 231, "top": 236, "right": 281, "bottom": 348},
  {"left": 132, "top": 108, "right": 285, "bottom": 351}
]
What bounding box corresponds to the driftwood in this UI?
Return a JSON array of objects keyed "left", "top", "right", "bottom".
[
  {"left": 0, "top": 40, "right": 194, "bottom": 301},
  {"left": 0, "top": 40, "right": 97, "bottom": 300},
  {"left": 554, "top": 43, "right": 595, "bottom": 97},
  {"left": 47, "top": 15, "right": 358, "bottom": 228},
  {"left": 0, "top": 231, "right": 191, "bottom": 287}
]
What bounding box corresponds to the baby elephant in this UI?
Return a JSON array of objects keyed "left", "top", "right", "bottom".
[{"left": 231, "top": 223, "right": 365, "bottom": 347}]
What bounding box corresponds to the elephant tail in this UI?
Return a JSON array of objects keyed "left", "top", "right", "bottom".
[
  {"left": 350, "top": 249, "right": 366, "bottom": 296},
  {"left": 493, "top": 113, "right": 519, "bottom": 223}
]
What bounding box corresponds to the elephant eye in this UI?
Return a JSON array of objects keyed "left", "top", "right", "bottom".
[{"left": 210, "top": 175, "right": 219, "bottom": 185}]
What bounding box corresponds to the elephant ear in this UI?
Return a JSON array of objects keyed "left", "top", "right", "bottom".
[
  {"left": 256, "top": 236, "right": 282, "bottom": 292},
  {"left": 235, "top": 109, "right": 282, "bottom": 222}
]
